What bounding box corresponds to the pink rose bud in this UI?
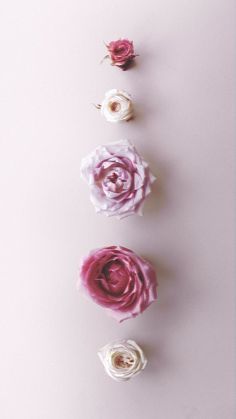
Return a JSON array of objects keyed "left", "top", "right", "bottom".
[
  {"left": 78, "top": 246, "right": 158, "bottom": 322},
  {"left": 104, "top": 39, "right": 137, "bottom": 70}
]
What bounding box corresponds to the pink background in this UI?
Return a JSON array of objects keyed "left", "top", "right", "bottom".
[{"left": 0, "top": 0, "right": 235, "bottom": 418}]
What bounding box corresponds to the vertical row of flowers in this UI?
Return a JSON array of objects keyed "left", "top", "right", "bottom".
[{"left": 78, "top": 40, "right": 158, "bottom": 381}]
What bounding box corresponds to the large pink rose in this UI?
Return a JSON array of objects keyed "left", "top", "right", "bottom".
[
  {"left": 106, "top": 39, "right": 137, "bottom": 69},
  {"left": 78, "top": 246, "right": 157, "bottom": 322},
  {"left": 80, "top": 140, "right": 156, "bottom": 219}
]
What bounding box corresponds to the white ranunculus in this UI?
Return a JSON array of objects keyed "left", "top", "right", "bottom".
[
  {"left": 98, "top": 339, "right": 147, "bottom": 382},
  {"left": 100, "top": 89, "right": 133, "bottom": 122}
]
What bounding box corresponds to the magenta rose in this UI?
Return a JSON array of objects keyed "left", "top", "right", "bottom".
[
  {"left": 78, "top": 246, "right": 157, "bottom": 322},
  {"left": 106, "top": 39, "right": 137, "bottom": 69}
]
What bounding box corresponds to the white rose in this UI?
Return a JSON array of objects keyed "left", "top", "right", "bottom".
[
  {"left": 98, "top": 339, "right": 147, "bottom": 382},
  {"left": 99, "top": 89, "right": 133, "bottom": 122}
]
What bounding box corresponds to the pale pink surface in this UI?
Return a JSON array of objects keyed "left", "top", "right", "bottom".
[{"left": 0, "top": 0, "right": 235, "bottom": 418}]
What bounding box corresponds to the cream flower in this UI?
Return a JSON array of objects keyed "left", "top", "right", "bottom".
[
  {"left": 99, "top": 89, "right": 133, "bottom": 122},
  {"left": 98, "top": 339, "right": 147, "bottom": 382}
]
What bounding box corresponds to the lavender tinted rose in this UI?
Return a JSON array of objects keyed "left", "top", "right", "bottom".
[
  {"left": 78, "top": 246, "right": 157, "bottom": 322},
  {"left": 80, "top": 140, "right": 156, "bottom": 219}
]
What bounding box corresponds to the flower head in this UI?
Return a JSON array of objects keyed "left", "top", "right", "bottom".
[
  {"left": 80, "top": 140, "right": 156, "bottom": 219},
  {"left": 78, "top": 246, "right": 157, "bottom": 322},
  {"left": 105, "top": 39, "right": 137, "bottom": 70},
  {"left": 98, "top": 339, "right": 147, "bottom": 381},
  {"left": 98, "top": 89, "right": 133, "bottom": 123}
]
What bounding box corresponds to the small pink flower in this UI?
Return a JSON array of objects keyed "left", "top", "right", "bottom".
[
  {"left": 105, "top": 39, "right": 137, "bottom": 70},
  {"left": 78, "top": 246, "right": 157, "bottom": 322}
]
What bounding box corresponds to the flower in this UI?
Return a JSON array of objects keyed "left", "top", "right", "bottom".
[
  {"left": 78, "top": 246, "right": 157, "bottom": 322},
  {"left": 80, "top": 139, "right": 156, "bottom": 219},
  {"left": 97, "top": 89, "right": 133, "bottom": 123},
  {"left": 98, "top": 339, "right": 147, "bottom": 382},
  {"left": 104, "top": 39, "right": 137, "bottom": 70}
]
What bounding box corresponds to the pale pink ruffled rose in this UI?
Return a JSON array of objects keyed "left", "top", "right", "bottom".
[
  {"left": 105, "top": 39, "right": 137, "bottom": 70},
  {"left": 80, "top": 140, "right": 156, "bottom": 219},
  {"left": 78, "top": 246, "right": 157, "bottom": 322}
]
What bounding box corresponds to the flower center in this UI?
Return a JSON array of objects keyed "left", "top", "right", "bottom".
[
  {"left": 107, "top": 172, "right": 118, "bottom": 183},
  {"left": 102, "top": 165, "right": 132, "bottom": 196},
  {"left": 115, "top": 45, "right": 126, "bottom": 54},
  {"left": 110, "top": 101, "right": 121, "bottom": 112},
  {"left": 101, "top": 260, "right": 129, "bottom": 295},
  {"left": 103, "top": 169, "right": 125, "bottom": 194},
  {"left": 113, "top": 353, "right": 134, "bottom": 369}
]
